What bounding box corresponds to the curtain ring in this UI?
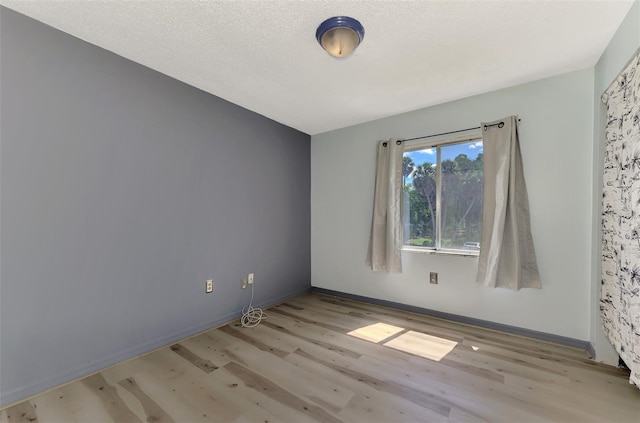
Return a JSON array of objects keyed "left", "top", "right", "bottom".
[{"left": 484, "top": 121, "right": 505, "bottom": 131}]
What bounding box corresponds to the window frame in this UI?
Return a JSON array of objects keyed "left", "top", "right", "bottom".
[{"left": 402, "top": 129, "right": 483, "bottom": 257}]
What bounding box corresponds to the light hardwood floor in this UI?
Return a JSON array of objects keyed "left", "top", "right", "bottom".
[{"left": 2, "top": 292, "right": 639, "bottom": 422}]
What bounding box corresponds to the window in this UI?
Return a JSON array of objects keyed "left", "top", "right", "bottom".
[{"left": 402, "top": 134, "right": 483, "bottom": 254}]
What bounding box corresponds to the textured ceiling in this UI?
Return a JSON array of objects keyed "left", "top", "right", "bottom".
[{"left": 0, "top": 0, "right": 635, "bottom": 135}]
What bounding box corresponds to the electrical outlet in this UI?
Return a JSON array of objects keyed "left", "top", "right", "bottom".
[
  {"left": 429, "top": 272, "right": 438, "bottom": 284},
  {"left": 242, "top": 278, "right": 247, "bottom": 289},
  {"left": 248, "top": 273, "right": 254, "bottom": 284},
  {"left": 206, "top": 280, "right": 214, "bottom": 293}
]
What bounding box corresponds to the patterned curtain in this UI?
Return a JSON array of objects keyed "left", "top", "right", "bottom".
[{"left": 601, "top": 48, "right": 640, "bottom": 387}]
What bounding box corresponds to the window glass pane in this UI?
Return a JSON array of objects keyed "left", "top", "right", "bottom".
[
  {"left": 403, "top": 150, "right": 436, "bottom": 248},
  {"left": 440, "top": 140, "right": 483, "bottom": 250}
]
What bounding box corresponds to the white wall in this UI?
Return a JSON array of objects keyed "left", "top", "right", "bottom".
[
  {"left": 312, "top": 68, "right": 595, "bottom": 341},
  {"left": 590, "top": 0, "right": 640, "bottom": 364}
]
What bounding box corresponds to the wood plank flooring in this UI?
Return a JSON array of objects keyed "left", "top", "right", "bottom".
[{"left": 2, "top": 292, "right": 639, "bottom": 422}]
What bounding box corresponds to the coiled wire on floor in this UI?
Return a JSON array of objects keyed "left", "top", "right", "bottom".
[{"left": 241, "top": 282, "right": 266, "bottom": 328}]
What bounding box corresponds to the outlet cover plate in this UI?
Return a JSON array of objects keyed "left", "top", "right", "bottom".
[
  {"left": 429, "top": 272, "right": 438, "bottom": 284},
  {"left": 206, "top": 280, "right": 214, "bottom": 293}
]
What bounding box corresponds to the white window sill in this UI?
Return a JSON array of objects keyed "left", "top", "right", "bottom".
[{"left": 402, "top": 247, "right": 479, "bottom": 258}]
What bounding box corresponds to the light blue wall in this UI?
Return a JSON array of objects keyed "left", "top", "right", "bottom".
[
  {"left": 591, "top": 0, "right": 640, "bottom": 364},
  {"left": 312, "top": 68, "right": 595, "bottom": 342},
  {"left": 311, "top": 0, "right": 640, "bottom": 364},
  {"left": 0, "top": 7, "right": 310, "bottom": 407}
]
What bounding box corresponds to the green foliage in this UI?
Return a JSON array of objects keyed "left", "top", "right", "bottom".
[
  {"left": 402, "top": 156, "right": 415, "bottom": 179},
  {"left": 406, "top": 150, "right": 483, "bottom": 249},
  {"left": 406, "top": 237, "right": 434, "bottom": 247},
  {"left": 405, "top": 188, "right": 432, "bottom": 239}
]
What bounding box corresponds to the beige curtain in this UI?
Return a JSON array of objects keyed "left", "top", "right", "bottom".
[
  {"left": 366, "top": 139, "right": 403, "bottom": 273},
  {"left": 476, "top": 116, "right": 540, "bottom": 290}
]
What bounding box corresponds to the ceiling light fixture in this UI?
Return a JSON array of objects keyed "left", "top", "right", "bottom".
[{"left": 316, "top": 16, "right": 365, "bottom": 58}]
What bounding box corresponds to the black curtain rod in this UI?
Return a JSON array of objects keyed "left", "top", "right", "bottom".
[
  {"left": 401, "top": 125, "right": 484, "bottom": 143},
  {"left": 383, "top": 118, "right": 521, "bottom": 146}
]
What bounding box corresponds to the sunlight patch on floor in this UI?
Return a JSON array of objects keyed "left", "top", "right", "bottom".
[
  {"left": 347, "top": 322, "right": 405, "bottom": 343},
  {"left": 383, "top": 330, "right": 458, "bottom": 362},
  {"left": 347, "top": 322, "right": 459, "bottom": 362}
]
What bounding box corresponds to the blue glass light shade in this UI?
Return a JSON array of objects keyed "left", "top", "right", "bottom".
[{"left": 316, "top": 16, "right": 365, "bottom": 58}]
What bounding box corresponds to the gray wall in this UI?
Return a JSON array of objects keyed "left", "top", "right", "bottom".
[{"left": 0, "top": 7, "right": 310, "bottom": 407}]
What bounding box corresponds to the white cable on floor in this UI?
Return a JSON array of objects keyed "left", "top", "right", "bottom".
[{"left": 241, "top": 282, "right": 266, "bottom": 328}]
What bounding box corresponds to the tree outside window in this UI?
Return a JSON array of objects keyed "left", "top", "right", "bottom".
[{"left": 403, "top": 138, "right": 483, "bottom": 253}]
